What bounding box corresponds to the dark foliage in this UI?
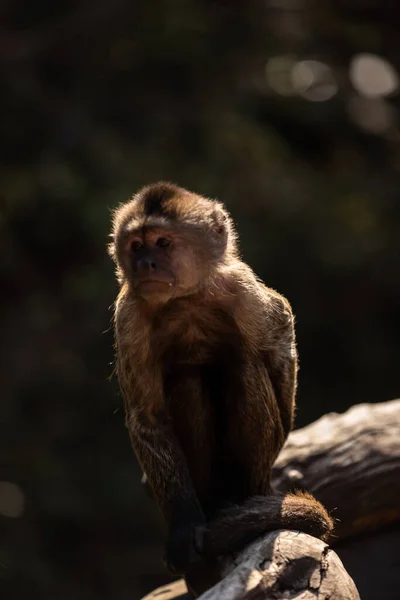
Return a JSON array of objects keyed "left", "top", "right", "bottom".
[{"left": 1, "top": 1, "right": 399, "bottom": 598}]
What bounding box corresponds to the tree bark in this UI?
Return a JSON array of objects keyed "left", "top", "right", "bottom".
[
  {"left": 143, "top": 530, "right": 359, "bottom": 600},
  {"left": 272, "top": 398, "right": 400, "bottom": 540},
  {"left": 141, "top": 399, "right": 400, "bottom": 599}
]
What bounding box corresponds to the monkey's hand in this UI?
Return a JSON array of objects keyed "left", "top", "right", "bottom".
[{"left": 164, "top": 522, "right": 206, "bottom": 575}]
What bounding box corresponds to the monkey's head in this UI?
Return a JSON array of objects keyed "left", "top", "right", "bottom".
[{"left": 109, "top": 182, "right": 237, "bottom": 304}]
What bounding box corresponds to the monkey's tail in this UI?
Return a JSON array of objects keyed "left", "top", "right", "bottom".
[{"left": 201, "top": 491, "right": 334, "bottom": 559}]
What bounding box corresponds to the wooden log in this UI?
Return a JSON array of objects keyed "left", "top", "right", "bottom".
[
  {"left": 141, "top": 399, "right": 400, "bottom": 599},
  {"left": 272, "top": 399, "right": 400, "bottom": 540},
  {"left": 142, "top": 531, "right": 359, "bottom": 600},
  {"left": 142, "top": 579, "right": 188, "bottom": 600},
  {"left": 201, "top": 530, "right": 359, "bottom": 600}
]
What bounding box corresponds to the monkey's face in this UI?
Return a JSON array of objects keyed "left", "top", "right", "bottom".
[
  {"left": 115, "top": 227, "right": 174, "bottom": 303},
  {"left": 110, "top": 183, "right": 236, "bottom": 304},
  {"left": 114, "top": 222, "right": 228, "bottom": 304}
]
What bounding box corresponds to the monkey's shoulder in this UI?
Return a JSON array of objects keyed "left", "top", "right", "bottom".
[{"left": 221, "top": 265, "right": 294, "bottom": 323}]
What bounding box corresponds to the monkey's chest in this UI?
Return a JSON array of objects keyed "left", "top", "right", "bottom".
[
  {"left": 157, "top": 309, "right": 241, "bottom": 365},
  {"left": 158, "top": 309, "right": 248, "bottom": 505},
  {"left": 164, "top": 337, "right": 220, "bottom": 365},
  {"left": 164, "top": 359, "right": 232, "bottom": 449},
  {"left": 164, "top": 356, "right": 247, "bottom": 511}
]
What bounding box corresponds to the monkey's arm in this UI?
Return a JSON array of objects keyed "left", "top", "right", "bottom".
[
  {"left": 114, "top": 301, "right": 205, "bottom": 573},
  {"left": 122, "top": 387, "right": 205, "bottom": 573},
  {"left": 262, "top": 291, "right": 298, "bottom": 438},
  {"left": 231, "top": 271, "right": 297, "bottom": 439},
  {"left": 231, "top": 284, "right": 298, "bottom": 490},
  {"left": 126, "top": 407, "right": 204, "bottom": 521}
]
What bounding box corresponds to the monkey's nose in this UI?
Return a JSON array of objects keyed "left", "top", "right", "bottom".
[{"left": 137, "top": 257, "right": 157, "bottom": 275}]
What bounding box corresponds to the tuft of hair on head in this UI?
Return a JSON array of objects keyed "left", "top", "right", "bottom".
[{"left": 134, "top": 181, "right": 183, "bottom": 217}]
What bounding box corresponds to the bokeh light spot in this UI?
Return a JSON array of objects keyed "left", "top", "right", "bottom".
[
  {"left": 292, "top": 60, "right": 338, "bottom": 101},
  {"left": 350, "top": 53, "right": 399, "bottom": 98},
  {"left": 348, "top": 95, "right": 395, "bottom": 134},
  {"left": 265, "top": 56, "right": 297, "bottom": 96}
]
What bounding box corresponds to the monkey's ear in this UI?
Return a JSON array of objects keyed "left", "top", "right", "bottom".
[{"left": 212, "top": 205, "right": 228, "bottom": 235}]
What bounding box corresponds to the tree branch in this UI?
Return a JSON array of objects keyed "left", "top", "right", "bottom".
[{"left": 142, "top": 399, "right": 400, "bottom": 599}]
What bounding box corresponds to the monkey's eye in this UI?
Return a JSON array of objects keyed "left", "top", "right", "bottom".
[
  {"left": 156, "top": 237, "right": 170, "bottom": 248},
  {"left": 131, "top": 240, "right": 143, "bottom": 252}
]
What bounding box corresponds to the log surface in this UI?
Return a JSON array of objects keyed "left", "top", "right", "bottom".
[
  {"left": 201, "top": 530, "right": 359, "bottom": 600},
  {"left": 272, "top": 399, "right": 400, "bottom": 539},
  {"left": 142, "top": 531, "right": 359, "bottom": 600},
  {"left": 141, "top": 400, "right": 400, "bottom": 600}
]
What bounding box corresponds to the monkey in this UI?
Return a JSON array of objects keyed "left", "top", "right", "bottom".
[{"left": 108, "top": 182, "right": 334, "bottom": 596}]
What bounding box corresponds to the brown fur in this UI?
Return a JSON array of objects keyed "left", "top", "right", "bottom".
[{"left": 109, "top": 182, "right": 333, "bottom": 596}]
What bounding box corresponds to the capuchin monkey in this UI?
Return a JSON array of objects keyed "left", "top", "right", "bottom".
[{"left": 109, "top": 182, "right": 333, "bottom": 596}]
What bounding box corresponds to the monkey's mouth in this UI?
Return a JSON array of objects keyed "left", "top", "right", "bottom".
[{"left": 136, "top": 278, "right": 174, "bottom": 293}]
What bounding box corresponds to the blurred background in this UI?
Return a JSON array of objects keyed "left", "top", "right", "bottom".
[{"left": 1, "top": 1, "right": 399, "bottom": 598}]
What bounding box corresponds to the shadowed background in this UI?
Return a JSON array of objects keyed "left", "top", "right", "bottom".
[{"left": 1, "top": 1, "right": 399, "bottom": 598}]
